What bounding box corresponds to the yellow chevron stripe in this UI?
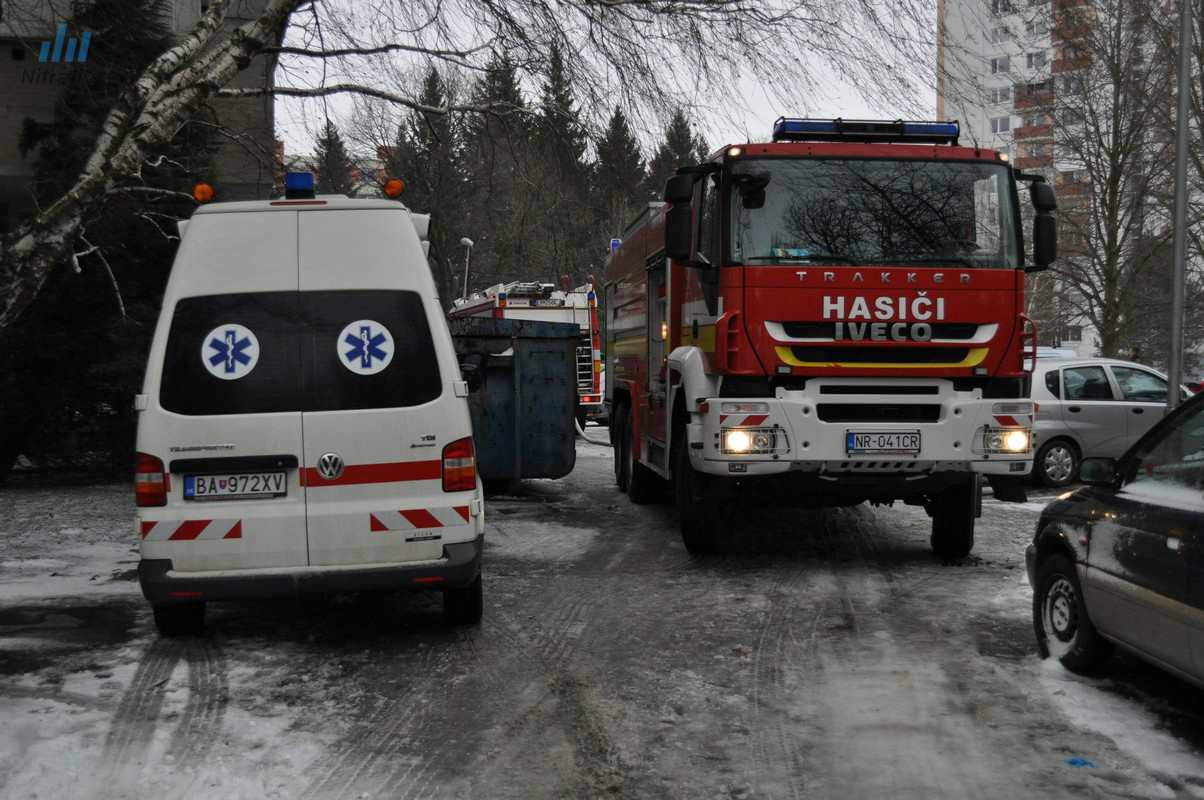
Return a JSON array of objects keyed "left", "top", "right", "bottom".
[{"left": 774, "top": 346, "right": 990, "bottom": 369}]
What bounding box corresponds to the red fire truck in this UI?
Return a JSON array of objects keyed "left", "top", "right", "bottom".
[
  {"left": 604, "top": 118, "right": 1057, "bottom": 557},
  {"left": 449, "top": 278, "right": 603, "bottom": 426}
]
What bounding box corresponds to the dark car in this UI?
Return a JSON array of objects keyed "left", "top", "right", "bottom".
[{"left": 1026, "top": 391, "right": 1204, "bottom": 688}]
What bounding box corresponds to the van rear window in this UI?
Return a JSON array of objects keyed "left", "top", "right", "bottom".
[{"left": 160, "top": 291, "right": 442, "bottom": 415}]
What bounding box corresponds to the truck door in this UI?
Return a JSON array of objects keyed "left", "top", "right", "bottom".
[{"left": 646, "top": 254, "right": 670, "bottom": 453}]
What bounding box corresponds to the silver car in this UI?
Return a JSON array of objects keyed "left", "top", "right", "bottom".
[{"left": 1030, "top": 357, "right": 1179, "bottom": 487}]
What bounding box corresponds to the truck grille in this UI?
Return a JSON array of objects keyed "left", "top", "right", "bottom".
[
  {"left": 787, "top": 345, "right": 971, "bottom": 364},
  {"left": 817, "top": 404, "right": 941, "bottom": 423},
  {"left": 781, "top": 322, "right": 981, "bottom": 340}
]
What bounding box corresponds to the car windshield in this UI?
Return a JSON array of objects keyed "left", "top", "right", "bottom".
[
  {"left": 1126, "top": 399, "right": 1204, "bottom": 495},
  {"left": 729, "top": 157, "right": 1020, "bottom": 268}
]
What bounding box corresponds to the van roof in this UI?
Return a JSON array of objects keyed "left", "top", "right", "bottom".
[{"left": 190, "top": 196, "right": 410, "bottom": 215}]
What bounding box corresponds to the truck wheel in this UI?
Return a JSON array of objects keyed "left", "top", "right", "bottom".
[
  {"left": 1033, "top": 554, "right": 1113, "bottom": 673},
  {"left": 613, "top": 404, "right": 629, "bottom": 491},
  {"left": 152, "top": 602, "right": 205, "bottom": 636},
  {"left": 443, "top": 572, "right": 483, "bottom": 625},
  {"left": 930, "top": 477, "right": 976, "bottom": 560},
  {"left": 625, "top": 407, "right": 661, "bottom": 504},
  {"left": 675, "top": 441, "right": 723, "bottom": 554}
]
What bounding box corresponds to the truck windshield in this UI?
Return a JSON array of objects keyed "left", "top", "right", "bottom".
[{"left": 729, "top": 157, "right": 1021, "bottom": 268}]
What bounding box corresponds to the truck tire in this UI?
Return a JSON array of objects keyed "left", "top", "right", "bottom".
[
  {"left": 625, "top": 408, "right": 661, "bottom": 504},
  {"left": 613, "top": 404, "right": 629, "bottom": 491},
  {"left": 930, "top": 477, "right": 977, "bottom": 560},
  {"left": 675, "top": 441, "right": 723, "bottom": 554}
]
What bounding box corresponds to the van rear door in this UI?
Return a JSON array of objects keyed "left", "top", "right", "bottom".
[
  {"left": 297, "top": 209, "right": 458, "bottom": 566},
  {"left": 147, "top": 211, "right": 308, "bottom": 571}
]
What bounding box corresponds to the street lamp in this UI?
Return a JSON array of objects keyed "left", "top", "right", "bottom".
[{"left": 459, "top": 237, "right": 474, "bottom": 300}]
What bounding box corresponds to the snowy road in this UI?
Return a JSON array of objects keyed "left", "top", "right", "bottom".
[{"left": 2, "top": 433, "right": 1204, "bottom": 799}]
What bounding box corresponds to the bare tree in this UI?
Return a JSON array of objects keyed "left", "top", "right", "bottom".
[
  {"left": 1, "top": 0, "right": 938, "bottom": 333},
  {"left": 1018, "top": 0, "right": 1180, "bottom": 358}
]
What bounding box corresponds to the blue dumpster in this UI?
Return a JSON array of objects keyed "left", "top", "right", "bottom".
[{"left": 448, "top": 317, "right": 578, "bottom": 482}]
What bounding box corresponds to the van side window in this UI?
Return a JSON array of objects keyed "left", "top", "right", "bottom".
[{"left": 160, "top": 290, "right": 441, "bottom": 415}]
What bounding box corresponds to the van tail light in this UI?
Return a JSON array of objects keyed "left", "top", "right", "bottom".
[
  {"left": 442, "top": 437, "right": 476, "bottom": 492},
  {"left": 136, "top": 452, "right": 168, "bottom": 507}
]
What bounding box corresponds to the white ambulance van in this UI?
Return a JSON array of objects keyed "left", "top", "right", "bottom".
[{"left": 135, "top": 173, "right": 484, "bottom": 635}]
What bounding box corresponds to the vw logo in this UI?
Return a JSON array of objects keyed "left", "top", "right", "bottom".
[{"left": 316, "top": 453, "right": 345, "bottom": 481}]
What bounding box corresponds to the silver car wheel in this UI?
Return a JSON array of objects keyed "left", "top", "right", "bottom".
[
  {"left": 1043, "top": 576, "right": 1077, "bottom": 643},
  {"left": 1038, "top": 441, "right": 1077, "bottom": 487}
]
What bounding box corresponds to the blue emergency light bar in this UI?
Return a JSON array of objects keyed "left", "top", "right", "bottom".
[
  {"left": 771, "top": 118, "right": 960, "bottom": 146},
  {"left": 284, "top": 171, "right": 317, "bottom": 199}
]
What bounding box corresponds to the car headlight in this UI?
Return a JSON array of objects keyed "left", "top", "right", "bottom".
[
  {"left": 726, "top": 429, "right": 752, "bottom": 453},
  {"left": 721, "top": 427, "right": 784, "bottom": 455}
]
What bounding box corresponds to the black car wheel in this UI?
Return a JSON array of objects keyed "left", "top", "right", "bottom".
[
  {"left": 152, "top": 602, "right": 205, "bottom": 636},
  {"left": 675, "top": 439, "right": 724, "bottom": 555},
  {"left": 1033, "top": 553, "right": 1113, "bottom": 673},
  {"left": 444, "top": 572, "right": 483, "bottom": 625},
  {"left": 1035, "top": 439, "right": 1078, "bottom": 487}
]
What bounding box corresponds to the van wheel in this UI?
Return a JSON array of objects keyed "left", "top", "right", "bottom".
[
  {"left": 929, "top": 477, "right": 976, "bottom": 560},
  {"left": 675, "top": 440, "right": 724, "bottom": 555},
  {"left": 444, "top": 573, "right": 483, "bottom": 625},
  {"left": 613, "top": 404, "right": 629, "bottom": 491},
  {"left": 1033, "top": 554, "right": 1113, "bottom": 673},
  {"left": 1035, "top": 439, "right": 1079, "bottom": 487},
  {"left": 624, "top": 407, "right": 660, "bottom": 504},
  {"left": 152, "top": 602, "right": 205, "bottom": 636}
]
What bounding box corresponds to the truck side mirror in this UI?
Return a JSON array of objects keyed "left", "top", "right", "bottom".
[
  {"left": 1027, "top": 181, "right": 1057, "bottom": 272},
  {"left": 664, "top": 174, "right": 695, "bottom": 204}
]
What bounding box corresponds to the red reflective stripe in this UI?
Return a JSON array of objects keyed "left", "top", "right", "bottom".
[
  {"left": 745, "top": 414, "right": 769, "bottom": 426},
  {"left": 141, "top": 521, "right": 156, "bottom": 538},
  {"left": 224, "top": 521, "right": 243, "bottom": 539},
  {"left": 301, "top": 460, "right": 441, "bottom": 487},
  {"left": 370, "top": 514, "right": 389, "bottom": 532},
  {"left": 454, "top": 505, "right": 470, "bottom": 522},
  {"left": 400, "top": 509, "right": 441, "bottom": 528},
  {"left": 170, "top": 520, "right": 210, "bottom": 541}
]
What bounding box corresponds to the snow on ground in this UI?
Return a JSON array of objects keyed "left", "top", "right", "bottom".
[{"left": 2, "top": 465, "right": 1204, "bottom": 798}]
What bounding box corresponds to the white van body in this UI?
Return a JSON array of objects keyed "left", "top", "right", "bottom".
[{"left": 135, "top": 192, "right": 484, "bottom": 634}]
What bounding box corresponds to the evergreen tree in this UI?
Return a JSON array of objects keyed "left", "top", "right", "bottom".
[
  {"left": 313, "top": 121, "right": 355, "bottom": 195},
  {"left": 461, "top": 56, "right": 536, "bottom": 289},
  {"left": 646, "top": 109, "right": 707, "bottom": 200},
  {"left": 2, "top": 0, "right": 217, "bottom": 481},
  {"left": 593, "top": 106, "right": 646, "bottom": 238},
  {"left": 388, "top": 67, "right": 469, "bottom": 301}
]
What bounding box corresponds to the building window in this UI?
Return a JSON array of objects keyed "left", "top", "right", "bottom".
[
  {"left": 1023, "top": 112, "right": 1047, "bottom": 127},
  {"left": 1025, "top": 142, "right": 1050, "bottom": 157},
  {"left": 1021, "top": 80, "right": 1048, "bottom": 96},
  {"left": 990, "top": 26, "right": 1012, "bottom": 43},
  {"left": 991, "top": 116, "right": 1012, "bottom": 134},
  {"left": 1061, "top": 108, "right": 1085, "bottom": 126},
  {"left": 1061, "top": 169, "right": 1086, "bottom": 184},
  {"left": 993, "top": 0, "right": 1016, "bottom": 13},
  {"left": 991, "top": 56, "right": 1011, "bottom": 73},
  {"left": 1026, "top": 51, "right": 1047, "bottom": 69},
  {"left": 1026, "top": 17, "right": 1049, "bottom": 36},
  {"left": 1062, "top": 325, "right": 1081, "bottom": 342},
  {"left": 1063, "top": 43, "right": 1087, "bottom": 59},
  {"left": 988, "top": 86, "right": 1012, "bottom": 103}
]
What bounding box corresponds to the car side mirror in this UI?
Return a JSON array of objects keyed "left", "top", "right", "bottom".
[{"left": 1078, "top": 457, "right": 1117, "bottom": 486}]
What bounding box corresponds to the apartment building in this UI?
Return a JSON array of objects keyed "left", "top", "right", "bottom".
[
  {"left": 0, "top": 0, "right": 277, "bottom": 236},
  {"left": 938, "top": 0, "right": 1103, "bottom": 356}
]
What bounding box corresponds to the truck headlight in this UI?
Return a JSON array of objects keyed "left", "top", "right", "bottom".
[
  {"left": 721, "top": 428, "right": 783, "bottom": 455},
  {"left": 982, "top": 427, "right": 1030, "bottom": 454},
  {"left": 725, "top": 429, "right": 752, "bottom": 453}
]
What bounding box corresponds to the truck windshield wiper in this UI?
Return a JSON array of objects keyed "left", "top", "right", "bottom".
[
  {"left": 746, "top": 254, "right": 859, "bottom": 265},
  {"left": 872, "top": 257, "right": 975, "bottom": 268}
]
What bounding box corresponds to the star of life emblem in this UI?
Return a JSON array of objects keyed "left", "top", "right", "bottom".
[{"left": 202, "top": 323, "right": 259, "bottom": 380}]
